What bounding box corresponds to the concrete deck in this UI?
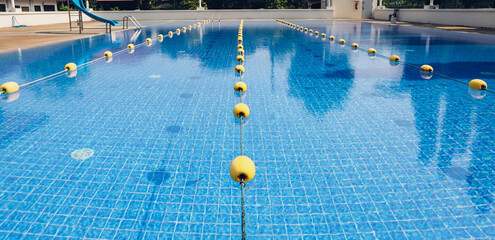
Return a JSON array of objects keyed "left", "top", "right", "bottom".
[
  {"left": 0, "top": 21, "right": 130, "bottom": 54},
  {"left": 361, "top": 19, "right": 495, "bottom": 35},
  {"left": 0, "top": 19, "right": 494, "bottom": 54}
]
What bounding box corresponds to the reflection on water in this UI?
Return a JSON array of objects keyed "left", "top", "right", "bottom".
[{"left": 410, "top": 70, "right": 495, "bottom": 213}]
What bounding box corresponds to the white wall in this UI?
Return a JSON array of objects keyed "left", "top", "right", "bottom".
[
  {"left": 0, "top": 11, "right": 91, "bottom": 28},
  {"left": 95, "top": 9, "right": 334, "bottom": 21},
  {"left": 332, "top": 0, "right": 362, "bottom": 19},
  {"left": 0, "top": 0, "right": 57, "bottom": 12},
  {"left": 374, "top": 8, "right": 495, "bottom": 28}
]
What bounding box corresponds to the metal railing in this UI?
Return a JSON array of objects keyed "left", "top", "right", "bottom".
[{"left": 123, "top": 15, "right": 142, "bottom": 29}]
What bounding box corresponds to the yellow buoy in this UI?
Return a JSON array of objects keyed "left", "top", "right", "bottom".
[
  {"left": 182, "top": 27, "right": 186, "bottom": 31},
  {"left": 368, "top": 48, "right": 376, "bottom": 54},
  {"left": 238, "top": 37, "right": 243, "bottom": 42},
  {"left": 234, "top": 81, "right": 247, "bottom": 92},
  {"left": 237, "top": 44, "right": 243, "bottom": 49},
  {"left": 103, "top": 51, "right": 113, "bottom": 57},
  {"left": 469, "top": 79, "right": 487, "bottom": 90},
  {"left": 158, "top": 34, "right": 163, "bottom": 39},
  {"left": 329, "top": 36, "right": 335, "bottom": 41},
  {"left": 146, "top": 38, "right": 152, "bottom": 43},
  {"left": 420, "top": 65, "right": 433, "bottom": 73},
  {"left": 176, "top": 29, "right": 180, "bottom": 33},
  {"left": 64, "top": 63, "right": 77, "bottom": 71},
  {"left": 127, "top": 44, "right": 135, "bottom": 49},
  {"left": 233, "top": 103, "right": 250, "bottom": 118},
  {"left": 339, "top": 39, "right": 345, "bottom": 44},
  {"left": 321, "top": 33, "right": 326, "bottom": 38},
  {"left": 314, "top": 31, "right": 319, "bottom": 35},
  {"left": 188, "top": 25, "right": 192, "bottom": 29},
  {"left": 309, "top": 29, "right": 313, "bottom": 33},
  {"left": 168, "top": 31, "right": 173, "bottom": 35},
  {"left": 238, "top": 49, "right": 245, "bottom": 55},
  {"left": 197, "top": 22, "right": 201, "bottom": 26},
  {"left": 236, "top": 55, "right": 245, "bottom": 63},
  {"left": 235, "top": 65, "right": 245, "bottom": 74},
  {"left": 390, "top": 55, "right": 400, "bottom": 62},
  {"left": 0, "top": 82, "right": 19, "bottom": 94},
  {"left": 230, "top": 156, "right": 255, "bottom": 182},
  {"left": 351, "top": 43, "right": 359, "bottom": 48},
  {"left": 304, "top": 28, "right": 308, "bottom": 31},
  {"left": 193, "top": 23, "right": 196, "bottom": 27}
]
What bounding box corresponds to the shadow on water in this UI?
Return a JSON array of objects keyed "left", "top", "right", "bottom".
[
  {"left": 137, "top": 169, "right": 171, "bottom": 239},
  {"left": 137, "top": 90, "right": 194, "bottom": 238},
  {"left": 147, "top": 169, "right": 171, "bottom": 185}
]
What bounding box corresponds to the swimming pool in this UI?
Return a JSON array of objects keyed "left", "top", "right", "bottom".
[{"left": 1, "top": 20, "right": 495, "bottom": 239}]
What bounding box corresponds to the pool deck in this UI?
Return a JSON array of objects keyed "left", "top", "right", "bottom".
[
  {"left": 0, "top": 21, "right": 134, "bottom": 54},
  {"left": 0, "top": 19, "right": 494, "bottom": 54}
]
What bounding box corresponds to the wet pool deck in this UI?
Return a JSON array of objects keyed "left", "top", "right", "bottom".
[{"left": 0, "top": 19, "right": 494, "bottom": 54}]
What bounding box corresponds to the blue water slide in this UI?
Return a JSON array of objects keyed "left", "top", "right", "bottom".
[{"left": 70, "top": 0, "right": 120, "bottom": 26}]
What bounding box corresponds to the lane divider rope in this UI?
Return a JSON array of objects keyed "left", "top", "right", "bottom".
[
  {"left": 275, "top": 19, "right": 492, "bottom": 94},
  {"left": 1, "top": 19, "right": 213, "bottom": 96}
]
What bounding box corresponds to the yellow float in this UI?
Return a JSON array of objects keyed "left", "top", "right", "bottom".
[
  {"left": 103, "top": 51, "right": 112, "bottom": 57},
  {"left": 230, "top": 156, "right": 255, "bottom": 182},
  {"left": 64, "top": 63, "right": 77, "bottom": 71},
  {"left": 0, "top": 82, "right": 19, "bottom": 94},
  {"left": 234, "top": 81, "right": 247, "bottom": 92},
  {"left": 469, "top": 79, "right": 487, "bottom": 90},
  {"left": 235, "top": 65, "right": 245, "bottom": 73},
  {"left": 420, "top": 65, "right": 433, "bottom": 73},
  {"left": 233, "top": 103, "right": 250, "bottom": 118},
  {"left": 389, "top": 55, "right": 400, "bottom": 62}
]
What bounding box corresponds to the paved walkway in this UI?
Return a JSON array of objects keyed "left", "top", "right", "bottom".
[
  {"left": 0, "top": 21, "right": 132, "bottom": 54},
  {"left": 361, "top": 19, "right": 495, "bottom": 35}
]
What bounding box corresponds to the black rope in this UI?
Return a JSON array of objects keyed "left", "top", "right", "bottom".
[
  {"left": 240, "top": 180, "right": 246, "bottom": 240},
  {"left": 239, "top": 116, "right": 244, "bottom": 156}
]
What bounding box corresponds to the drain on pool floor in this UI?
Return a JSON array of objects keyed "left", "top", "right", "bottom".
[{"left": 70, "top": 148, "right": 94, "bottom": 160}]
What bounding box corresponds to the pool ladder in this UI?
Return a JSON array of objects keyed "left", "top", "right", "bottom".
[{"left": 123, "top": 15, "right": 142, "bottom": 29}]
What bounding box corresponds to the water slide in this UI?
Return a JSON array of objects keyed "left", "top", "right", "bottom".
[{"left": 70, "top": 0, "right": 120, "bottom": 26}]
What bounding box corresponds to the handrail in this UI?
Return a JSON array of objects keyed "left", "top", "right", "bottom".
[{"left": 123, "top": 15, "right": 142, "bottom": 29}]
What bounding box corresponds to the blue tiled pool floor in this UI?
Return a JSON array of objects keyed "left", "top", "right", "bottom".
[{"left": 0, "top": 20, "right": 495, "bottom": 239}]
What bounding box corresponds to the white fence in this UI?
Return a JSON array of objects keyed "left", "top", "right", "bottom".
[
  {"left": 95, "top": 9, "right": 334, "bottom": 21},
  {"left": 374, "top": 8, "right": 495, "bottom": 28},
  {"left": 0, "top": 11, "right": 91, "bottom": 28}
]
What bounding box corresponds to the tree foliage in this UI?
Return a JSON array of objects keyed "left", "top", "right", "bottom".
[{"left": 158, "top": 0, "right": 306, "bottom": 9}]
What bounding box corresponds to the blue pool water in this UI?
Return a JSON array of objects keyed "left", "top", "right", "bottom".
[{"left": 1, "top": 20, "right": 495, "bottom": 239}]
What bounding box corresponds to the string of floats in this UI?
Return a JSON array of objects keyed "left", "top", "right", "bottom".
[
  {"left": 230, "top": 19, "right": 256, "bottom": 240},
  {"left": 275, "top": 19, "right": 490, "bottom": 94},
  {"left": 0, "top": 19, "right": 213, "bottom": 97}
]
